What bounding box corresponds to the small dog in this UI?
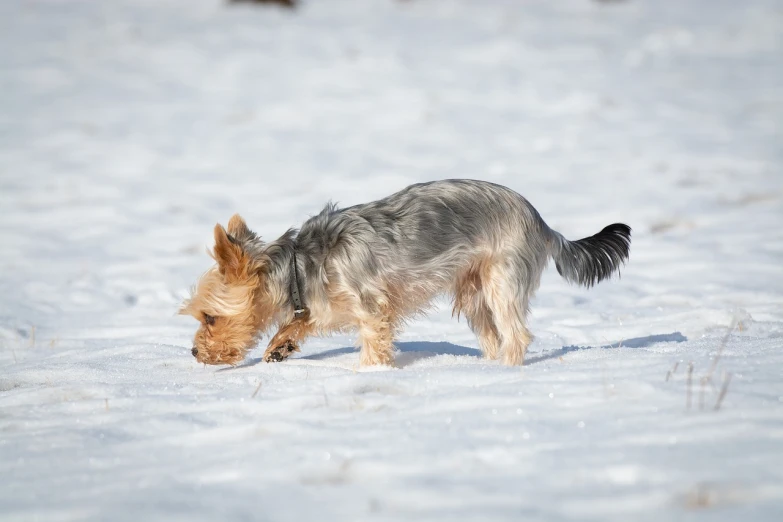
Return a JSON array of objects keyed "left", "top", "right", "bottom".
[{"left": 180, "top": 180, "right": 631, "bottom": 366}]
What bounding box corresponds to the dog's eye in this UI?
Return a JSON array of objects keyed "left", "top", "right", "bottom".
[{"left": 203, "top": 314, "right": 216, "bottom": 326}]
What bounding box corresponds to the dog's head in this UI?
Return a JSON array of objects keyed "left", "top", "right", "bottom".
[{"left": 180, "top": 215, "right": 278, "bottom": 365}]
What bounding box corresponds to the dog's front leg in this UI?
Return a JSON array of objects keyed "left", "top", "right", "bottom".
[{"left": 263, "top": 318, "right": 312, "bottom": 363}]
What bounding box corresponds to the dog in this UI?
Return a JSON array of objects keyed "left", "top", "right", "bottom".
[{"left": 180, "top": 179, "right": 631, "bottom": 366}]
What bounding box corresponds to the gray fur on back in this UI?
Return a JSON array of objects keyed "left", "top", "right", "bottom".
[
  {"left": 299, "top": 180, "right": 543, "bottom": 310},
  {"left": 246, "top": 179, "right": 630, "bottom": 321}
]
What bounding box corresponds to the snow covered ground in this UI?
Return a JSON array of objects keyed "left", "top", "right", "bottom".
[{"left": 1, "top": 0, "right": 782, "bottom": 520}]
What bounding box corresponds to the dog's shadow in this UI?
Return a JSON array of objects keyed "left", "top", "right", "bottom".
[
  {"left": 524, "top": 331, "right": 688, "bottom": 365},
  {"left": 227, "top": 341, "right": 479, "bottom": 370},
  {"left": 301, "top": 341, "right": 482, "bottom": 368},
  {"left": 227, "top": 332, "right": 686, "bottom": 370}
]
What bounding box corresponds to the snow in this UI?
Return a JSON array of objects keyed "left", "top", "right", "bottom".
[{"left": 1, "top": 0, "right": 782, "bottom": 520}]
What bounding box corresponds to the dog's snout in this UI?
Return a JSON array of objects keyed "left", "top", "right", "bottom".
[{"left": 191, "top": 347, "right": 198, "bottom": 357}]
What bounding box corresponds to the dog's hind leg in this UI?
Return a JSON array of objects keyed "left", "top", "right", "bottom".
[
  {"left": 454, "top": 268, "right": 501, "bottom": 360},
  {"left": 467, "top": 300, "right": 501, "bottom": 360},
  {"left": 481, "top": 260, "right": 535, "bottom": 366}
]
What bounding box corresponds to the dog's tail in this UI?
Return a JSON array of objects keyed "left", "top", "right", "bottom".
[{"left": 548, "top": 223, "right": 631, "bottom": 287}]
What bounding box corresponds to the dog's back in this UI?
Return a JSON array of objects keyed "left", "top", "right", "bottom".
[
  {"left": 291, "top": 179, "right": 629, "bottom": 364},
  {"left": 297, "top": 179, "right": 546, "bottom": 283},
  {"left": 297, "top": 180, "right": 626, "bottom": 329}
]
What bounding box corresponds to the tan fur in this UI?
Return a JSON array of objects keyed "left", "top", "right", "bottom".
[
  {"left": 481, "top": 257, "right": 535, "bottom": 365},
  {"left": 453, "top": 256, "right": 502, "bottom": 360},
  {"left": 180, "top": 221, "right": 280, "bottom": 365},
  {"left": 262, "top": 317, "right": 312, "bottom": 362}
]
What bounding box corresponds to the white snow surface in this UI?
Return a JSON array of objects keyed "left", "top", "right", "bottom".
[{"left": 1, "top": 0, "right": 782, "bottom": 520}]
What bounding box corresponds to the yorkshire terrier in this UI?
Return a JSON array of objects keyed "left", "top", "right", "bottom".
[{"left": 180, "top": 179, "right": 631, "bottom": 366}]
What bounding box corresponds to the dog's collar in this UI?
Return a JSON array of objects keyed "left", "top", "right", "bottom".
[{"left": 290, "top": 250, "right": 308, "bottom": 319}]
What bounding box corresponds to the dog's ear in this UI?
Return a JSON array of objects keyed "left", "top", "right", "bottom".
[
  {"left": 213, "top": 223, "right": 246, "bottom": 277},
  {"left": 227, "top": 214, "right": 258, "bottom": 244}
]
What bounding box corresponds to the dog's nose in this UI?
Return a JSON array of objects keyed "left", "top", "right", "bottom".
[{"left": 191, "top": 347, "right": 198, "bottom": 357}]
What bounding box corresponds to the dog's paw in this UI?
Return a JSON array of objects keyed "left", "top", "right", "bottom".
[
  {"left": 263, "top": 340, "right": 299, "bottom": 363},
  {"left": 264, "top": 350, "right": 285, "bottom": 363}
]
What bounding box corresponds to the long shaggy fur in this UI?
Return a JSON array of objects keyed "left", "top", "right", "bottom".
[
  {"left": 550, "top": 224, "right": 632, "bottom": 287},
  {"left": 181, "top": 179, "right": 631, "bottom": 366}
]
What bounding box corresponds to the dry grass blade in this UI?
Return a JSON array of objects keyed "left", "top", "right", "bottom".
[
  {"left": 686, "top": 362, "right": 694, "bottom": 410},
  {"left": 705, "top": 321, "right": 736, "bottom": 382},
  {"left": 251, "top": 381, "right": 263, "bottom": 398},
  {"left": 665, "top": 361, "right": 680, "bottom": 381},
  {"left": 714, "top": 373, "right": 732, "bottom": 411}
]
